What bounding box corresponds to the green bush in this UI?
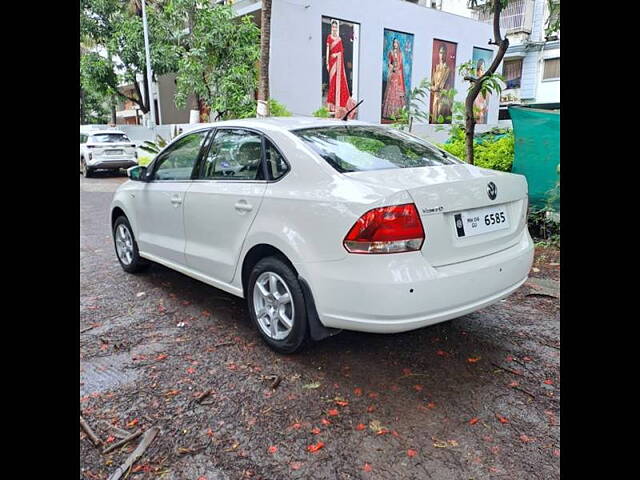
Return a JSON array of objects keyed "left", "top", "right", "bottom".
[
  {"left": 312, "top": 106, "right": 330, "bottom": 118},
  {"left": 438, "top": 129, "right": 515, "bottom": 172},
  {"left": 138, "top": 155, "right": 153, "bottom": 167},
  {"left": 237, "top": 98, "right": 292, "bottom": 118}
]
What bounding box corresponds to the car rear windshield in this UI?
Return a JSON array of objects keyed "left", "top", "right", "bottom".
[
  {"left": 293, "top": 126, "right": 460, "bottom": 173},
  {"left": 90, "top": 133, "right": 130, "bottom": 143}
]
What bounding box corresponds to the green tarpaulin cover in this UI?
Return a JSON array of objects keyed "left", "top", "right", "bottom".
[{"left": 509, "top": 106, "right": 560, "bottom": 212}]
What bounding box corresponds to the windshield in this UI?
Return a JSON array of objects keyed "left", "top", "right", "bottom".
[
  {"left": 90, "top": 133, "right": 130, "bottom": 143},
  {"left": 293, "top": 126, "right": 460, "bottom": 173}
]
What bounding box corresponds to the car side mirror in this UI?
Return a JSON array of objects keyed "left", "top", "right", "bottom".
[{"left": 127, "top": 165, "right": 148, "bottom": 182}]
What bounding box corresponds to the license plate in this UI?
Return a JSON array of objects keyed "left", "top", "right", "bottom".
[
  {"left": 454, "top": 205, "right": 509, "bottom": 238},
  {"left": 106, "top": 149, "right": 123, "bottom": 155}
]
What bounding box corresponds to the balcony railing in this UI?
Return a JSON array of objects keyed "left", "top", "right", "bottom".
[{"left": 475, "top": 0, "right": 532, "bottom": 33}]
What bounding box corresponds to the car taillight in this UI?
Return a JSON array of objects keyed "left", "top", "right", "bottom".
[{"left": 343, "top": 203, "right": 425, "bottom": 254}]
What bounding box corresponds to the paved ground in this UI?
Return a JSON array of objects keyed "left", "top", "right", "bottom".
[{"left": 80, "top": 173, "right": 560, "bottom": 480}]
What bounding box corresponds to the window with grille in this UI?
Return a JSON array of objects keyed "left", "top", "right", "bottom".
[
  {"left": 503, "top": 59, "right": 523, "bottom": 89},
  {"left": 543, "top": 58, "right": 560, "bottom": 80}
]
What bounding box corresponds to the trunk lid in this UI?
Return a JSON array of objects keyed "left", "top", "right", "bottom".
[{"left": 344, "top": 164, "right": 528, "bottom": 267}]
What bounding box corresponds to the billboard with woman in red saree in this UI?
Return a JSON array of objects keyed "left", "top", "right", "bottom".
[
  {"left": 381, "top": 29, "right": 414, "bottom": 123},
  {"left": 322, "top": 17, "right": 360, "bottom": 119},
  {"left": 429, "top": 39, "right": 457, "bottom": 124}
]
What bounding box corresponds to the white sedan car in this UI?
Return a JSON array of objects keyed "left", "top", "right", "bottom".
[
  {"left": 80, "top": 129, "right": 138, "bottom": 177},
  {"left": 110, "top": 117, "right": 533, "bottom": 353}
]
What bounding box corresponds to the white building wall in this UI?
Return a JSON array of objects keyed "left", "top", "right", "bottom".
[{"left": 269, "top": 0, "right": 497, "bottom": 125}]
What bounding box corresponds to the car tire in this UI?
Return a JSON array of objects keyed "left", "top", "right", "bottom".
[
  {"left": 247, "top": 257, "right": 309, "bottom": 354},
  {"left": 81, "top": 159, "right": 93, "bottom": 178},
  {"left": 113, "top": 216, "right": 149, "bottom": 273}
]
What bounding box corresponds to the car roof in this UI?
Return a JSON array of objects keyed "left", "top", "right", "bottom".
[
  {"left": 85, "top": 130, "right": 128, "bottom": 136},
  {"left": 188, "top": 116, "right": 376, "bottom": 134}
]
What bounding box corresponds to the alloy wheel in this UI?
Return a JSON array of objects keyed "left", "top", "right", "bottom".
[
  {"left": 115, "top": 223, "right": 134, "bottom": 265},
  {"left": 253, "top": 271, "right": 295, "bottom": 340}
]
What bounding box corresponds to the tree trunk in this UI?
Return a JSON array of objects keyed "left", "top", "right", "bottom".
[
  {"left": 111, "top": 95, "right": 117, "bottom": 125},
  {"left": 257, "top": 0, "right": 272, "bottom": 117},
  {"left": 464, "top": 1, "right": 509, "bottom": 165},
  {"left": 80, "top": 86, "right": 85, "bottom": 124}
]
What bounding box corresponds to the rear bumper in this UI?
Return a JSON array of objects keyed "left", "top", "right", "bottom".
[
  {"left": 89, "top": 158, "right": 138, "bottom": 169},
  {"left": 295, "top": 230, "right": 534, "bottom": 334}
]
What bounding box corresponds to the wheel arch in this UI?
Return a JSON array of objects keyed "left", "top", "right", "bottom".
[{"left": 240, "top": 243, "right": 297, "bottom": 297}]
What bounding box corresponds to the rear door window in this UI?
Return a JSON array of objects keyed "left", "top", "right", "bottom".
[{"left": 199, "top": 129, "right": 264, "bottom": 181}]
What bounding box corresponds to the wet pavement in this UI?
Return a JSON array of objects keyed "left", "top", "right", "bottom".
[{"left": 80, "top": 173, "right": 560, "bottom": 479}]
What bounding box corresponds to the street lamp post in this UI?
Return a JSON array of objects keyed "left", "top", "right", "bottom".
[{"left": 141, "top": 0, "right": 157, "bottom": 128}]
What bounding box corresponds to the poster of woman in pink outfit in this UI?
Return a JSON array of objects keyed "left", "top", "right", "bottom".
[{"left": 381, "top": 30, "right": 414, "bottom": 123}]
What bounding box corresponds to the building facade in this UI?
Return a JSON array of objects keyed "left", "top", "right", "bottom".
[
  {"left": 236, "top": 0, "right": 498, "bottom": 131},
  {"left": 475, "top": 0, "right": 560, "bottom": 117}
]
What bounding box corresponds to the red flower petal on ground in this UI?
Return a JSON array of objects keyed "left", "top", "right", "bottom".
[
  {"left": 335, "top": 400, "right": 349, "bottom": 406},
  {"left": 268, "top": 445, "right": 278, "bottom": 453},
  {"left": 126, "top": 418, "right": 139, "bottom": 428},
  {"left": 206, "top": 428, "right": 214, "bottom": 437},
  {"left": 552, "top": 448, "right": 560, "bottom": 457},
  {"left": 543, "top": 379, "right": 554, "bottom": 385},
  {"left": 291, "top": 423, "right": 302, "bottom": 430},
  {"left": 496, "top": 414, "right": 509, "bottom": 424},
  {"left": 426, "top": 402, "right": 436, "bottom": 409},
  {"left": 306, "top": 441, "right": 325, "bottom": 453},
  {"left": 197, "top": 477, "right": 207, "bottom": 480},
  {"left": 367, "top": 405, "right": 376, "bottom": 413},
  {"left": 290, "top": 461, "right": 303, "bottom": 470},
  {"left": 355, "top": 423, "right": 366, "bottom": 431},
  {"left": 311, "top": 427, "right": 321, "bottom": 435},
  {"left": 186, "top": 367, "right": 196, "bottom": 374},
  {"left": 519, "top": 434, "right": 532, "bottom": 443},
  {"left": 368, "top": 392, "right": 379, "bottom": 399},
  {"left": 436, "top": 350, "right": 448, "bottom": 357},
  {"left": 354, "top": 387, "right": 363, "bottom": 396},
  {"left": 469, "top": 417, "right": 479, "bottom": 425},
  {"left": 509, "top": 381, "right": 519, "bottom": 387},
  {"left": 327, "top": 409, "right": 339, "bottom": 416},
  {"left": 105, "top": 436, "right": 115, "bottom": 443},
  {"left": 363, "top": 463, "right": 372, "bottom": 472},
  {"left": 402, "top": 368, "right": 412, "bottom": 376},
  {"left": 321, "top": 419, "right": 331, "bottom": 426},
  {"left": 155, "top": 354, "right": 168, "bottom": 361},
  {"left": 467, "top": 357, "right": 480, "bottom": 363},
  {"left": 413, "top": 385, "right": 423, "bottom": 392},
  {"left": 506, "top": 355, "right": 514, "bottom": 362},
  {"left": 407, "top": 449, "right": 417, "bottom": 457}
]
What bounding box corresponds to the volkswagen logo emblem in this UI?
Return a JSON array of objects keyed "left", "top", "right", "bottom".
[{"left": 487, "top": 181, "right": 497, "bottom": 200}]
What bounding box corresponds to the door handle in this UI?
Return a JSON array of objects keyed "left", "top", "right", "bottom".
[
  {"left": 170, "top": 195, "right": 182, "bottom": 207},
  {"left": 234, "top": 200, "right": 253, "bottom": 212}
]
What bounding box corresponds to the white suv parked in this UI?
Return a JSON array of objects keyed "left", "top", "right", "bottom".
[
  {"left": 80, "top": 129, "right": 138, "bottom": 177},
  {"left": 110, "top": 117, "right": 534, "bottom": 353}
]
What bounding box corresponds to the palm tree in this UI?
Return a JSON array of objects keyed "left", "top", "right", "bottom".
[{"left": 257, "top": 0, "right": 272, "bottom": 117}]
